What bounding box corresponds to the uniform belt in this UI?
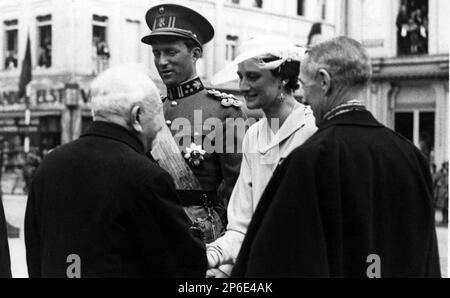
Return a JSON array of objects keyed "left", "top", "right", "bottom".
[{"left": 177, "top": 190, "right": 217, "bottom": 207}]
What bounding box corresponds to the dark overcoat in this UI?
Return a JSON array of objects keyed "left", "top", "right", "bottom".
[
  {"left": 25, "top": 121, "right": 207, "bottom": 278},
  {"left": 232, "top": 110, "right": 441, "bottom": 278}
]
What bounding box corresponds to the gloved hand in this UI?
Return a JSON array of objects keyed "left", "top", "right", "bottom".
[{"left": 206, "top": 245, "right": 221, "bottom": 268}]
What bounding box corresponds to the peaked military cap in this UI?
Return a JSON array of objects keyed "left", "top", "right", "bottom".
[{"left": 141, "top": 4, "right": 214, "bottom": 48}]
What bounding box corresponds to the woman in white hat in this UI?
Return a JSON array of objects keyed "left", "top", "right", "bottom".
[{"left": 206, "top": 37, "right": 318, "bottom": 277}]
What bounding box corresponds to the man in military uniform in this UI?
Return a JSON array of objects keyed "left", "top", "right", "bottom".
[{"left": 141, "top": 4, "right": 247, "bottom": 244}]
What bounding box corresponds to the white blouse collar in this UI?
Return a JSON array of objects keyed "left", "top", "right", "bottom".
[{"left": 257, "top": 104, "right": 312, "bottom": 155}]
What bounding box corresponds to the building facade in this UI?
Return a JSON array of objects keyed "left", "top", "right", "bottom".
[
  {"left": 0, "top": 0, "right": 154, "bottom": 164},
  {"left": 0, "top": 0, "right": 342, "bottom": 166},
  {"left": 346, "top": 0, "right": 449, "bottom": 168},
  {"left": 2, "top": 0, "right": 447, "bottom": 169}
]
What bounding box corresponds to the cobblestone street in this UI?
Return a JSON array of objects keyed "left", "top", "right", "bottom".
[{"left": 1, "top": 173, "right": 448, "bottom": 278}]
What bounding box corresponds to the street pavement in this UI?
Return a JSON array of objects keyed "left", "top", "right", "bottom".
[{"left": 1, "top": 173, "right": 448, "bottom": 278}]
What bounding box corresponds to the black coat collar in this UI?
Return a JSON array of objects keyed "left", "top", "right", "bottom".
[
  {"left": 318, "top": 110, "right": 384, "bottom": 132},
  {"left": 81, "top": 121, "right": 145, "bottom": 154}
]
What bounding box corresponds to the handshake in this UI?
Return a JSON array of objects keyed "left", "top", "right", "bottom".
[{"left": 205, "top": 244, "right": 233, "bottom": 278}]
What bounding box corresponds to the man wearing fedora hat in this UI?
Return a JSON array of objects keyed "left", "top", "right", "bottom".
[{"left": 142, "top": 4, "right": 247, "bottom": 244}]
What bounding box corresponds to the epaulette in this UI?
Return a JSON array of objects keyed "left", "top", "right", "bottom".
[{"left": 206, "top": 89, "right": 243, "bottom": 108}]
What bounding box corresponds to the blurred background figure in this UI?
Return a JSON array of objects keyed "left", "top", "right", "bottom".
[
  {"left": 0, "top": 139, "right": 20, "bottom": 239},
  {"left": 396, "top": 4, "right": 409, "bottom": 55},
  {"left": 38, "top": 37, "right": 51, "bottom": 68},
  {"left": 4, "top": 51, "right": 18, "bottom": 70},
  {"left": 22, "top": 151, "right": 42, "bottom": 194},
  {"left": 434, "top": 162, "right": 448, "bottom": 226},
  {"left": 96, "top": 40, "right": 110, "bottom": 74},
  {"left": 396, "top": 0, "right": 429, "bottom": 55}
]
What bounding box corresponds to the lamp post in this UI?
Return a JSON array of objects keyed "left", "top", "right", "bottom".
[{"left": 23, "top": 84, "right": 31, "bottom": 154}]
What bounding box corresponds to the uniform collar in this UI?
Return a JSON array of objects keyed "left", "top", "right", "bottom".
[
  {"left": 81, "top": 121, "right": 145, "bottom": 154},
  {"left": 167, "top": 77, "right": 204, "bottom": 100},
  {"left": 258, "top": 104, "right": 311, "bottom": 155},
  {"left": 319, "top": 109, "right": 384, "bottom": 131}
]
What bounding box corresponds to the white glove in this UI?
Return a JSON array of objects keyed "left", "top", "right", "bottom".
[{"left": 206, "top": 244, "right": 223, "bottom": 268}]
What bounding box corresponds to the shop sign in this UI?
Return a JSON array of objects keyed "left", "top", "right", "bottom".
[
  {"left": 0, "top": 125, "right": 39, "bottom": 133},
  {"left": 0, "top": 118, "right": 40, "bottom": 126},
  {"left": 0, "top": 81, "right": 91, "bottom": 110}
]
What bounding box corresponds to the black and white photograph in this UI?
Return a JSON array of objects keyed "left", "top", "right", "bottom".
[{"left": 0, "top": 0, "right": 448, "bottom": 283}]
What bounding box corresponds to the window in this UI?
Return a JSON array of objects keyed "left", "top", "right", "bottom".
[
  {"left": 297, "top": 0, "right": 305, "bottom": 16},
  {"left": 92, "top": 15, "right": 110, "bottom": 74},
  {"left": 253, "top": 0, "right": 263, "bottom": 8},
  {"left": 396, "top": 0, "right": 428, "bottom": 55},
  {"left": 4, "top": 19, "right": 18, "bottom": 70},
  {"left": 225, "top": 35, "right": 239, "bottom": 62},
  {"left": 36, "top": 15, "right": 52, "bottom": 68}
]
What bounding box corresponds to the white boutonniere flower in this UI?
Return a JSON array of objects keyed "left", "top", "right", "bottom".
[{"left": 184, "top": 143, "right": 206, "bottom": 167}]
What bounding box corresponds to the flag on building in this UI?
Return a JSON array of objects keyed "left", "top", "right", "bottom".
[
  {"left": 18, "top": 33, "right": 32, "bottom": 100},
  {"left": 307, "top": 23, "right": 322, "bottom": 46}
]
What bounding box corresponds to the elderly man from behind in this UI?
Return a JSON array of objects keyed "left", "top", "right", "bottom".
[
  {"left": 232, "top": 37, "right": 441, "bottom": 278},
  {"left": 25, "top": 65, "right": 207, "bottom": 278}
]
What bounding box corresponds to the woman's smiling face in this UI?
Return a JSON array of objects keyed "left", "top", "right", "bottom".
[{"left": 237, "top": 58, "right": 281, "bottom": 110}]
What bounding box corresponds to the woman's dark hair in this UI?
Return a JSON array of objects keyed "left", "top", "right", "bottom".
[{"left": 262, "top": 56, "right": 300, "bottom": 92}]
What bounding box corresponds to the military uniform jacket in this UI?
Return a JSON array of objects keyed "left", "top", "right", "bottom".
[
  {"left": 25, "top": 121, "right": 207, "bottom": 277},
  {"left": 232, "top": 110, "right": 441, "bottom": 278},
  {"left": 159, "top": 78, "right": 247, "bottom": 208}
]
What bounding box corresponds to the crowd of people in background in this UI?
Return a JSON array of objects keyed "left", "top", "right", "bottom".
[
  {"left": 1, "top": 148, "right": 43, "bottom": 195},
  {"left": 396, "top": 0, "right": 428, "bottom": 55}
]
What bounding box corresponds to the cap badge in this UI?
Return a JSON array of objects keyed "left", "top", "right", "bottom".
[
  {"left": 154, "top": 16, "right": 176, "bottom": 29},
  {"left": 159, "top": 7, "right": 165, "bottom": 14},
  {"left": 158, "top": 18, "right": 166, "bottom": 28}
]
